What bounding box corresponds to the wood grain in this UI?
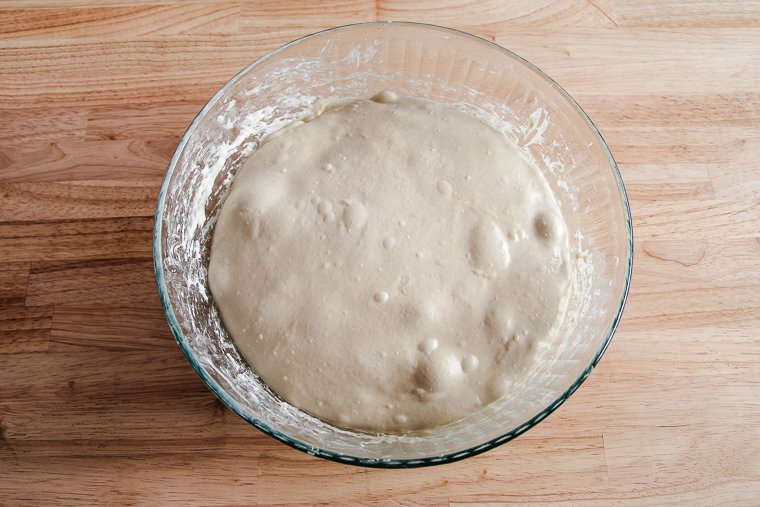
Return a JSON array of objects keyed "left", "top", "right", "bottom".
[
  {"left": 0, "top": 217, "right": 153, "bottom": 262},
  {"left": 0, "top": 305, "right": 51, "bottom": 353},
  {"left": 0, "top": 139, "right": 174, "bottom": 183},
  {"left": 1, "top": 1, "right": 758, "bottom": 505},
  {"left": 0, "top": 262, "right": 30, "bottom": 306},
  {"left": 0, "top": 4, "right": 241, "bottom": 39}
]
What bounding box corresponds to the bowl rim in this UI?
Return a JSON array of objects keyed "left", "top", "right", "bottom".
[{"left": 153, "top": 20, "right": 634, "bottom": 468}]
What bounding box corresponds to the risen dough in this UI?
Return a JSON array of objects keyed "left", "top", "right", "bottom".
[{"left": 208, "top": 94, "right": 571, "bottom": 432}]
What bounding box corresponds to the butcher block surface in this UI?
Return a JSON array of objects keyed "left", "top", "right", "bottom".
[{"left": 1, "top": 1, "right": 759, "bottom": 505}]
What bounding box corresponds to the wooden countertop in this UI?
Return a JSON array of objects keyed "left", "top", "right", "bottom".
[{"left": 1, "top": 2, "right": 759, "bottom": 505}]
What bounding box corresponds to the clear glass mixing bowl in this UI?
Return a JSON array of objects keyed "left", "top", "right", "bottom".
[{"left": 154, "top": 22, "right": 632, "bottom": 467}]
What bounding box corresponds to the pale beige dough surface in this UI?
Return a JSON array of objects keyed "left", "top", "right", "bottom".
[{"left": 208, "top": 94, "right": 572, "bottom": 432}]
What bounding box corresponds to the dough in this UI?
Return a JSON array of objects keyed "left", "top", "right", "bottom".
[{"left": 208, "top": 93, "right": 572, "bottom": 432}]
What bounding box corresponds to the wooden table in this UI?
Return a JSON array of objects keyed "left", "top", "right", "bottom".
[{"left": 1, "top": 1, "right": 759, "bottom": 505}]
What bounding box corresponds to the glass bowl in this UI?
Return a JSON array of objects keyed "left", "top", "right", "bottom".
[{"left": 153, "top": 22, "right": 632, "bottom": 467}]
